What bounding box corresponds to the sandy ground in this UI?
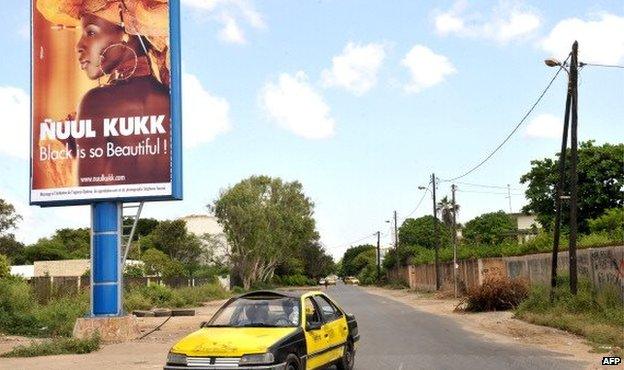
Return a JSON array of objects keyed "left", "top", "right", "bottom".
[
  {"left": 362, "top": 287, "right": 613, "bottom": 370},
  {"left": 0, "top": 300, "right": 226, "bottom": 370}
]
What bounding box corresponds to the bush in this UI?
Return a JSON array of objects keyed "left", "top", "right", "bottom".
[
  {"left": 278, "top": 274, "right": 315, "bottom": 287},
  {"left": 0, "top": 254, "right": 10, "bottom": 278},
  {"left": 0, "top": 277, "right": 40, "bottom": 336},
  {"left": 34, "top": 294, "right": 88, "bottom": 336},
  {"left": 464, "top": 276, "right": 528, "bottom": 312},
  {"left": 123, "top": 283, "right": 229, "bottom": 311},
  {"left": 357, "top": 265, "right": 378, "bottom": 285},
  {"left": 0, "top": 334, "right": 100, "bottom": 358},
  {"left": 588, "top": 208, "right": 624, "bottom": 239}
]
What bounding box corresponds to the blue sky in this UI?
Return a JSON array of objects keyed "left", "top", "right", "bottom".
[{"left": 1, "top": 0, "right": 623, "bottom": 258}]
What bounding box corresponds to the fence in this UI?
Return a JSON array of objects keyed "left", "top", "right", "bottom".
[
  {"left": 389, "top": 245, "right": 623, "bottom": 297},
  {"left": 28, "top": 276, "right": 219, "bottom": 303}
]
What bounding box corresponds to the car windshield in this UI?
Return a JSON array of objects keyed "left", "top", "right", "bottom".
[{"left": 207, "top": 297, "right": 300, "bottom": 328}]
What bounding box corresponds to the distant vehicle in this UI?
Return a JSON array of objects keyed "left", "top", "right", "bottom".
[
  {"left": 319, "top": 278, "right": 327, "bottom": 285},
  {"left": 165, "top": 290, "right": 359, "bottom": 370},
  {"left": 325, "top": 275, "right": 338, "bottom": 285},
  {"left": 344, "top": 276, "right": 359, "bottom": 285}
]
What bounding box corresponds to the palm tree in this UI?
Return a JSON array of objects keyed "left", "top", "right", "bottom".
[{"left": 436, "top": 196, "right": 460, "bottom": 230}]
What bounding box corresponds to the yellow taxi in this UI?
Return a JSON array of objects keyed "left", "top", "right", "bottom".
[{"left": 164, "top": 290, "right": 359, "bottom": 370}]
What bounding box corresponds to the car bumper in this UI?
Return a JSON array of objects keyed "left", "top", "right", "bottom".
[{"left": 164, "top": 363, "right": 287, "bottom": 370}]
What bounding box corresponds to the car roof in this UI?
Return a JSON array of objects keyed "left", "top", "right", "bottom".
[{"left": 236, "top": 290, "right": 324, "bottom": 299}]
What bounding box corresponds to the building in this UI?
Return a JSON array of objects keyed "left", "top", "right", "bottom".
[
  {"left": 508, "top": 213, "right": 542, "bottom": 244},
  {"left": 10, "top": 265, "right": 35, "bottom": 279},
  {"left": 29, "top": 259, "right": 143, "bottom": 277},
  {"left": 180, "top": 214, "right": 229, "bottom": 264}
]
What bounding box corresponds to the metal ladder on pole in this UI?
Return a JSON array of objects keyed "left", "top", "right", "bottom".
[{"left": 121, "top": 202, "right": 144, "bottom": 266}]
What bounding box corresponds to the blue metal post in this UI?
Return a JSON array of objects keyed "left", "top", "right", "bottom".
[{"left": 91, "top": 202, "right": 122, "bottom": 316}]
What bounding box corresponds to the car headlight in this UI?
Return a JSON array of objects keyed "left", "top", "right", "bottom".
[
  {"left": 167, "top": 352, "right": 187, "bottom": 365},
  {"left": 239, "top": 352, "right": 275, "bottom": 365}
]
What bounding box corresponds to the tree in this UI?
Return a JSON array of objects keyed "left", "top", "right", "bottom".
[
  {"left": 123, "top": 217, "right": 160, "bottom": 241},
  {"left": 141, "top": 248, "right": 185, "bottom": 278},
  {"left": 463, "top": 211, "right": 517, "bottom": 245},
  {"left": 0, "top": 236, "right": 25, "bottom": 263},
  {"left": 341, "top": 245, "right": 375, "bottom": 277},
  {"left": 521, "top": 141, "right": 623, "bottom": 232},
  {"left": 300, "top": 242, "right": 335, "bottom": 280},
  {"left": 51, "top": 228, "right": 90, "bottom": 258},
  {"left": 148, "top": 220, "right": 204, "bottom": 276},
  {"left": 213, "top": 176, "right": 318, "bottom": 289},
  {"left": 0, "top": 199, "right": 21, "bottom": 235},
  {"left": 0, "top": 199, "right": 23, "bottom": 261},
  {"left": 398, "top": 216, "right": 451, "bottom": 249},
  {"left": 21, "top": 239, "right": 70, "bottom": 263},
  {"left": 437, "top": 196, "right": 459, "bottom": 230}
]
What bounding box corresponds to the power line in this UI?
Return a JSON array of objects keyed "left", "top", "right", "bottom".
[
  {"left": 442, "top": 54, "right": 571, "bottom": 182},
  {"left": 401, "top": 184, "right": 431, "bottom": 221},
  {"left": 454, "top": 181, "right": 523, "bottom": 191},
  {"left": 457, "top": 189, "right": 523, "bottom": 196},
  {"left": 580, "top": 62, "right": 624, "bottom": 69}
]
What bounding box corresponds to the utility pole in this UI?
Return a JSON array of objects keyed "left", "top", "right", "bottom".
[
  {"left": 569, "top": 41, "right": 579, "bottom": 295},
  {"left": 431, "top": 173, "right": 440, "bottom": 290},
  {"left": 550, "top": 57, "right": 572, "bottom": 302},
  {"left": 394, "top": 210, "right": 399, "bottom": 275},
  {"left": 451, "top": 184, "right": 458, "bottom": 298},
  {"left": 376, "top": 231, "right": 381, "bottom": 283},
  {"left": 506, "top": 184, "right": 512, "bottom": 213}
]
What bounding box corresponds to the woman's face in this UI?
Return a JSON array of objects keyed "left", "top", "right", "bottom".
[{"left": 76, "top": 13, "right": 125, "bottom": 80}]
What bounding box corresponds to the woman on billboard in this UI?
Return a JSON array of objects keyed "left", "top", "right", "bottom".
[{"left": 35, "top": 0, "right": 171, "bottom": 188}]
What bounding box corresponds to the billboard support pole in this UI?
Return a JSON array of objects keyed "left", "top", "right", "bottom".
[{"left": 90, "top": 202, "right": 123, "bottom": 317}]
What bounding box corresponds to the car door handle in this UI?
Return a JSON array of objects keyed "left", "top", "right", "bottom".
[{"left": 324, "top": 334, "right": 329, "bottom": 338}]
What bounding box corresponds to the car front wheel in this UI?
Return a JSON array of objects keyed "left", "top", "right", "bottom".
[
  {"left": 336, "top": 339, "right": 355, "bottom": 370},
  {"left": 285, "top": 354, "right": 301, "bottom": 370}
]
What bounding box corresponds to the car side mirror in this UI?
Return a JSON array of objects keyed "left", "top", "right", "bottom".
[{"left": 306, "top": 321, "right": 322, "bottom": 331}]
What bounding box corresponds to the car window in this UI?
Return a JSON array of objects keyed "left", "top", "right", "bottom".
[
  {"left": 208, "top": 297, "right": 300, "bottom": 327},
  {"left": 313, "top": 295, "right": 342, "bottom": 322},
  {"left": 304, "top": 297, "right": 321, "bottom": 326}
]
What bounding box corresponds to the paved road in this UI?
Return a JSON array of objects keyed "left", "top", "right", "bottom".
[{"left": 323, "top": 284, "right": 583, "bottom": 370}]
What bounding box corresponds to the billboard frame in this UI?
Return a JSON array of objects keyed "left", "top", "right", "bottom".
[{"left": 29, "top": 0, "right": 183, "bottom": 207}]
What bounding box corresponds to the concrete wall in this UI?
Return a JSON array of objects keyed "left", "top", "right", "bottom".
[
  {"left": 397, "top": 245, "right": 623, "bottom": 296},
  {"left": 34, "top": 259, "right": 90, "bottom": 277}
]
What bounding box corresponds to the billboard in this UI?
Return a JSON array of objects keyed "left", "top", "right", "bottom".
[{"left": 30, "top": 0, "right": 182, "bottom": 206}]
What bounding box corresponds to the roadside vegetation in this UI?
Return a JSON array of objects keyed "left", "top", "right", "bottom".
[
  {"left": 516, "top": 276, "right": 624, "bottom": 355},
  {"left": 0, "top": 335, "right": 100, "bottom": 358},
  {"left": 0, "top": 274, "right": 229, "bottom": 339}
]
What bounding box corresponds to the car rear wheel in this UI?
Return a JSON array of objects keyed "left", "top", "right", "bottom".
[
  {"left": 336, "top": 339, "right": 355, "bottom": 370},
  {"left": 285, "top": 354, "right": 301, "bottom": 370}
]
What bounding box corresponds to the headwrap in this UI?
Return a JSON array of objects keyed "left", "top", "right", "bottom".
[{"left": 36, "top": 0, "right": 170, "bottom": 86}]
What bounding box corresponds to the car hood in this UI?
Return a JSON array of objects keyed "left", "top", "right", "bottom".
[{"left": 171, "top": 327, "right": 298, "bottom": 357}]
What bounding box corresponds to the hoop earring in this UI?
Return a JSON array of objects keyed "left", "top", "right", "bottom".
[{"left": 98, "top": 43, "right": 138, "bottom": 81}]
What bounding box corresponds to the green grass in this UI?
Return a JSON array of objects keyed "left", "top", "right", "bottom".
[
  {"left": 515, "top": 277, "right": 624, "bottom": 353},
  {"left": 0, "top": 335, "right": 100, "bottom": 358}
]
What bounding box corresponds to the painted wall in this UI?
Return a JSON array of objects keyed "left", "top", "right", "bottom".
[{"left": 394, "top": 245, "right": 623, "bottom": 297}]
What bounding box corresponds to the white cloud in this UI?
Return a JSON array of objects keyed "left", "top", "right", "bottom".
[
  {"left": 525, "top": 113, "right": 562, "bottom": 139},
  {"left": 182, "top": 0, "right": 265, "bottom": 44},
  {"left": 434, "top": 2, "right": 540, "bottom": 44},
  {"left": 218, "top": 15, "right": 246, "bottom": 44},
  {"left": 0, "top": 86, "right": 29, "bottom": 160},
  {"left": 321, "top": 42, "right": 387, "bottom": 96},
  {"left": 435, "top": 13, "right": 465, "bottom": 35},
  {"left": 260, "top": 71, "right": 335, "bottom": 139},
  {"left": 182, "top": 73, "right": 231, "bottom": 148},
  {"left": 540, "top": 14, "right": 624, "bottom": 65},
  {"left": 401, "top": 45, "right": 456, "bottom": 93}
]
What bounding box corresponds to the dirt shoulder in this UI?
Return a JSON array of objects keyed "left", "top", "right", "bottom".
[
  {"left": 363, "top": 287, "right": 611, "bottom": 370},
  {"left": 0, "top": 299, "right": 226, "bottom": 370}
]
